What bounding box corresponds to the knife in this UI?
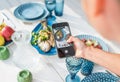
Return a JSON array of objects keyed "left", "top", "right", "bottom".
[{"left": 1, "top": 12, "right": 16, "bottom": 29}]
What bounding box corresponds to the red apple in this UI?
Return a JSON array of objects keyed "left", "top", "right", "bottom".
[{"left": 0, "top": 26, "right": 15, "bottom": 41}]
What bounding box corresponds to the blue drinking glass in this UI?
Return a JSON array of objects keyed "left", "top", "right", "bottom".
[
  {"left": 45, "top": 0, "right": 56, "bottom": 20},
  {"left": 81, "top": 59, "right": 94, "bottom": 76},
  {"left": 55, "top": 0, "right": 64, "bottom": 16},
  {"left": 65, "top": 57, "right": 82, "bottom": 82}
]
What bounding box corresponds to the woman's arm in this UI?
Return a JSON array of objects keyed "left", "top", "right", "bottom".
[{"left": 83, "top": 47, "right": 120, "bottom": 76}]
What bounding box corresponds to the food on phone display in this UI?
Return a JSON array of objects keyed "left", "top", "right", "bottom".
[
  {"left": 56, "top": 30, "right": 63, "bottom": 40},
  {"left": 53, "top": 24, "right": 72, "bottom": 49},
  {"left": 82, "top": 39, "right": 102, "bottom": 49},
  {"left": 31, "top": 21, "right": 55, "bottom": 52},
  {"left": 52, "top": 22, "right": 75, "bottom": 58}
]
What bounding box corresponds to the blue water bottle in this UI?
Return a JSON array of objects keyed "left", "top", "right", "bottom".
[{"left": 55, "top": 0, "right": 64, "bottom": 16}]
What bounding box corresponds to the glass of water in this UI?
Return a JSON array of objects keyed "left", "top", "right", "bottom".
[{"left": 11, "top": 30, "right": 40, "bottom": 71}]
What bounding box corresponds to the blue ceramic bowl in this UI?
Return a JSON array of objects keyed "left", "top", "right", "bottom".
[{"left": 31, "top": 20, "right": 57, "bottom": 56}]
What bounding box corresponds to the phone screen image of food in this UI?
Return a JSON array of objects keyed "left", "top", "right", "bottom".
[
  {"left": 54, "top": 26, "right": 71, "bottom": 48},
  {"left": 53, "top": 26, "right": 75, "bottom": 58}
]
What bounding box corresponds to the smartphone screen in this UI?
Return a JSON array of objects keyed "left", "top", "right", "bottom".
[{"left": 52, "top": 22, "right": 75, "bottom": 58}]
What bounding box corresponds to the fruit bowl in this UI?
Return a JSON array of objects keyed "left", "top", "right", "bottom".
[{"left": 0, "top": 23, "right": 15, "bottom": 46}]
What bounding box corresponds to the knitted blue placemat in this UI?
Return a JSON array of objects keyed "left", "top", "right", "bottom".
[{"left": 81, "top": 72, "right": 120, "bottom": 82}]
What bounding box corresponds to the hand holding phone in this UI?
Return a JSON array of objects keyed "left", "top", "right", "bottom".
[{"left": 52, "top": 22, "right": 75, "bottom": 58}]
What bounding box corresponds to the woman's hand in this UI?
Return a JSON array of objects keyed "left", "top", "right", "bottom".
[{"left": 67, "top": 36, "right": 86, "bottom": 58}]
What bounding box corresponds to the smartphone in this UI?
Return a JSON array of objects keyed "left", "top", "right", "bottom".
[{"left": 52, "top": 22, "right": 75, "bottom": 58}]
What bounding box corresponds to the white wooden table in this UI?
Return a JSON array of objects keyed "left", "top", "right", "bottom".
[{"left": 0, "top": 1, "right": 120, "bottom": 82}]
